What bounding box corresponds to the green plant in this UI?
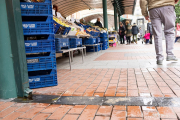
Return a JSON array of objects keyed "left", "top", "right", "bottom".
[{"left": 175, "top": 1, "right": 180, "bottom": 24}]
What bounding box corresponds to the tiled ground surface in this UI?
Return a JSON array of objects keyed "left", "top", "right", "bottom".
[
  {"left": 33, "top": 68, "right": 180, "bottom": 97},
  {"left": 1, "top": 42, "right": 180, "bottom": 120},
  {"left": 1, "top": 102, "right": 180, "bottom": 120}
]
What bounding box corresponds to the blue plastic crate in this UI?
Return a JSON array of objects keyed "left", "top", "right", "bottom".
[
  {"left": 20, "top": 2, "right": 52, "bottom": 16},
  {"left": 102, "top": 45, "right": 108, "bottom": 50},
  {"left": 83, "top": 38, "right": 96, "bottom": 45},
  {"left": 96, "top": 38, "right": 100, "bottom": 43},
  {"left": 100, "top": 37, "right": 108, "bottom": 42},
  {"left": 69, "top": 38, "right": 82, "bottom": 48},
  {"left": 55, "top": 38, "right": 69, "bottom": 51},
  {"left": 53, "top": 20, "right": 61, "bottom": 34},
  {"left": 28, "top": 69, "right": 57, "bottom": 89},
  {"left": 26, "top": 52, "right": 56, "bottom": 71},
  {"left": 86, "top": 45, "right": 100, "bottom": 52},
  {"left": 22, "top": 21, "right": 54, "bottom": 35},
  {"left": 63, "top": 27, "right": 71, "bottom": 35},
  {"left": 100, "top": 33, "right": 108, "bottom": 38},
  {"left": 25, "top": 39, "right": 55, "bottom": 53},
  {"left": 22, "top": 16, "right": 53, "bottom": 22}
]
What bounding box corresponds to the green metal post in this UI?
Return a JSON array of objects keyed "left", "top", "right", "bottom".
[
  {"left": 102, "top": 0, "right": 108, "bottom": 29},
  {"left": 119, "top": 15, "right": 121, "bottom": 29},
  {"left": 0, "top": 0, "right": 31, "bottom": 99},
  {"left": 114, "top": 3, "right": 118, "bottom": 31}
]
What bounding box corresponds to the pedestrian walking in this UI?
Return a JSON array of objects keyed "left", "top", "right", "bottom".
[
  {"left": 140, "top": 0, "right": 179, "bottom": 65},
  {"left": 147, "top": 20, "right": 153, "bottom": 44},
  {"left": 125, "top": 21, "right": 132, "bottom": 45},
  {"left": 144, "top": 31, "right": 150, "bottom": 44},
  {"left": 119, "top": 22, "right": 126, "bottom": 44},
  {"left": 132, "top": 23, "right": 139, "bottom": 44}
]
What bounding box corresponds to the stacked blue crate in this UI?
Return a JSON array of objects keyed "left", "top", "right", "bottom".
[
  {"left": 21, "top": 0, "right": 57, "bottom": 89},
  {"left": 100, "top": 33, "right": 108, "bottom": 50},
  {"left": 69, "top": 38, "right": 82, "bottom": 48},
  {"left": 55, "top": 38, "right": 69, "bottom": 51},
  {"left": 83, "top": 38, "right": 96, "bottom": 45}
]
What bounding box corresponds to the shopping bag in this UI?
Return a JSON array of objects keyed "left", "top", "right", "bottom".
[{"left": 176, "top": 30, "right": 180, "bottom": 37}]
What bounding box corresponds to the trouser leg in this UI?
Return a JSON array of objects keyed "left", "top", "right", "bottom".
[
  {"left": 122, "top": 36, "right": 125, "bottom": 44},
  {"left": 149, "top": 8, "right": 164, "bottom": 61},
  {"left": 160, "top": 6, "right": 176, "bottom": 57}
]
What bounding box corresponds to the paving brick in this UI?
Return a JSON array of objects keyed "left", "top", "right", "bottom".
[
  {"left": 86, "top": 105, "right": 99, "bottom": 109},
  {"left": 143, "top": 111, "right": 160, "bottom": 119},
  {"left": 1, "top": 111, "right": 22, "bottom": 120},
  {"left": 16, "top": 105, "right": 35, "bottom": 112},
  {"left": 0, "top": 102, "right": 15, "bottom": 111},
  {"left": 142, "top": 106, "right": 156, "bottom": 111},
  {"left": 19, "top": 107, "right": 44, "bottom": 119},
  {"left": 83, "top": 89, "right": 95, "bottom": 96},
  {"left": 94, "top": 116, "right": 110, "bottom": 120},
  {"left": 157, "top": 107, "right": 177, "bottom": 119},
  {"left": 94, "top": 93, "right": 104, "bottom": 97},
  {"left": 48, "top": 105, "right": 73, "bottom": 119},
  {"left": 78, "top": 108, "right": 98, "bottom": 120},
  {"left": 41, "top": 105, "right": 61, "bottom": 113},
  {"left": 35, "top": 103, "right": 50, "bottom": 108},
  {"left": 0, "top": 102, "right": 4, "bottom": 105},
  {"left": 116, "top": 87, "right": 127, "bottom": 92},
  {"left": 127, "top": 118, "right": 143, "bottom": 120},
  {"left": 128, "top": 106, "right": 142, "bottom": 118},
  {"left": 128, "top": 90, "right": 139, "bottom": 96},
  {"left": 105, "top": 89, "right": 116, "bottom": 96},
  {"left": 111, "top": 110, "right": 126, "bottom": 120},
  {"left": 96, "top": 106, "right": 113, "bottom": 116},
  {"left": 0, "top": 106, "right": 19, "bottom": 118},
  {"left": 113, "top": 106, "right": 126, "bottom": 111},
  {"left": 68, "top": 105, "right": 86, "bottom": 114},
  {"left": 62, "top": 114, "right": 79, "bottom": 120},
  {"left": 116, "top": 93, "right": 127, "bottom": 97},
  {"left": 32, "top": 113, "right": 50, "bottom": 120}
]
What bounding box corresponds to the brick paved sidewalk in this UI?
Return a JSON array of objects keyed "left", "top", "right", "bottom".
[
  {"left": 1, "top": 42, "right": 180, "bottom": 120},
  {"left": 0, "top": 102, "right": 180, "bottom": 120}
]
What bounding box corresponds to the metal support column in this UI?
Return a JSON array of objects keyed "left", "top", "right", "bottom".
[
  {"left": 118, "top": 15, "right": 121, "bottom": 29},
  {"left": 102, "top": 0, "right": 108, "bottom": 29},
  {"left": 0, "top": 0, "right": 31, "bottom": 99},
  {"left": 114, "top": 3, "right": 118, "bottom": 31}
]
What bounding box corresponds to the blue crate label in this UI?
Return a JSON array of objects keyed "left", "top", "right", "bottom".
[
  {"left": 29, "top": 78, "right": 40, "bottom": 83},
  {"left": 27, "top": 59, "right": 39, "bottom": 63},
  {"left": 21, "top": 4, "right": 34, "bottom": 9},
  {"left": 23, "top": 24, "right": 36, "bottom": 29},
  {"left": 77, "top": 41, "right": 81, "bottom": 45},
  {"left": 25, "top": 42, "right": 38, "bottom": 47},
  {"left": 63, "top": 42, "right": 66, "bottom": 46}
]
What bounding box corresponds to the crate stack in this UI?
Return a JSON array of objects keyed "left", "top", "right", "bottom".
[
  {"left": 100, "top": 33, "right": 108, "bottom": 50},
  {"left": 20, "top": 0, "right": 57, "bottom": 89}
]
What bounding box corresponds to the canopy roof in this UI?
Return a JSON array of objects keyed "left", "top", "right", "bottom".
[
  {"left": 52, "top": 0, "right": 137, "bottom": 17},
  {"left": 82, "top": 14, "right": 117, "bottom": 27}
]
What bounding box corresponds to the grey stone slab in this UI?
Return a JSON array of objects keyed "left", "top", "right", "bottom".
[
  {"left": 12, "top": 95, "right": 60, "bottom": 104},
  {"left": 155, "top": 97, "right": 180, "bottom": 107}
]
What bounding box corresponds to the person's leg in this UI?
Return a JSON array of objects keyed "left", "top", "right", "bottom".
[
  {"left": 160, "top": 6, "right": 176, "bottom": 59},
  {"left": 175, "top": 37, "right": 180, "bottom": 43},
  {"left": 150, "top": 34, "right": 153, "bottom": 44},
  {"left": 119, "top": 35, "right": 122, "bottom": 44},
  {"left": 122, "top": 35, "right": 124, "bottom": 44},
  {"left": 149, "top": 8, "right": 164, "bottom": 61},
  {"left": 135, "top": 35, "right": 137, "bottom": 43}
]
